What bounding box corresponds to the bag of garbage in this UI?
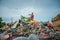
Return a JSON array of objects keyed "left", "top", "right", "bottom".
[
  {"left": 13, "top": 37, "right": 28, "bottom": 40},
  {"left": 28, "top": 34, "right": 39, "bottom": 40},
  {"left": 49, "top": 32, "right": 56, "bottom": 38}
]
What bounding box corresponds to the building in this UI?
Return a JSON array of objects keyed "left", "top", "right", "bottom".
[{"left": 52, "top": 14, "right": 60, "bottom": 26}]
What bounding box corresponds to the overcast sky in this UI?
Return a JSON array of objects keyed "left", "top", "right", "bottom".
[{"left": 0, "top": 0, "right": 60, "bottom": 23}]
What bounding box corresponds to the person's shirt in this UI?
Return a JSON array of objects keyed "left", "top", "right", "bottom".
[{"left": 47, "top": 23, "right": 53, "bottom": 27}]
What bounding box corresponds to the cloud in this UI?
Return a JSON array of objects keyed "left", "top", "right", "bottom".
[{"left": 0, "top": 0, "right": 60, "bottom": 23}]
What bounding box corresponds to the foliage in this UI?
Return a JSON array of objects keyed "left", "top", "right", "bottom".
[
  {"left": 0, "top": 17, "right": 2, "bottom": 22},
  {"left": 43, "top": 21, "right": 49, "bottom": 24},
  {"left": 0, "top": 17, "right": 6, "bottom": 28},
  {"left": 54, "top": 25, "right": 60, "bottom": 28},
  {"left": 21, "top": 15, "right": 30, "bottom": 22}
]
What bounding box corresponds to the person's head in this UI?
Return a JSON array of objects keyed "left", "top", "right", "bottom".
[{"left": 32, "top": 12, "right": 33, "bottom": 14}]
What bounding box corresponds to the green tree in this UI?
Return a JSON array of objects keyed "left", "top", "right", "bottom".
[
  {"left": 43, "top": 21, "right": 49, "bottom": 24},
  {"left": 0, "top": 17, "right": 6, "bottom": 28},
  {"left": 43, "top": 21, "right": 49, "bottom": 26},
  {"left": 0, "top": 17, "right": 2, "bottom": 28},
  {"left": 21, "top": 15, "right": 30, "bottom": 22},
  {"left": 0, "top": 17, "right": 2, "bottom": 23}
]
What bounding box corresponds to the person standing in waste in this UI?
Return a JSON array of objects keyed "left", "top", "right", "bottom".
[
  {"left": 47, "top": 22, "right": 54, "bottom": 31},
  {"left": 29, "top": 12, "right": 34, "bottom": 20}
]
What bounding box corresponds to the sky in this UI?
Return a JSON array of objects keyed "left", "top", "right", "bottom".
[{"left": 0, "top": 0, "right": 60, "bottom": 23}]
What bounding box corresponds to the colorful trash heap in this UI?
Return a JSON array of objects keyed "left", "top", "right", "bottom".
[{"left": 0, "top": 13, "right": 60, "bottom": 40}]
